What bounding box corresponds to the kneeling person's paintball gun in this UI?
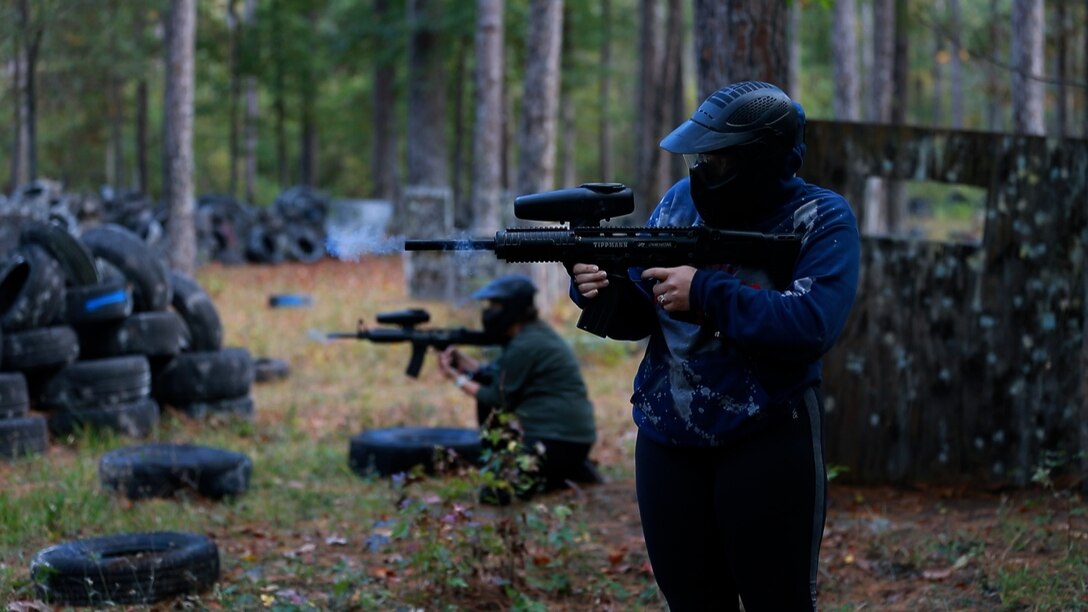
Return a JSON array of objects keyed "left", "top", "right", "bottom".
[
  {"left": 325, "top": 308, "right": 497, "bottom": 377},
  {"left": 404, "top": 183, "right": 802, "bottom": 338}
]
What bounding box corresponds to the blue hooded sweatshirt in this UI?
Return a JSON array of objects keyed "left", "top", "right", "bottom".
[{"left": 572, "top": 112, "right": 860, "bottom": 448}]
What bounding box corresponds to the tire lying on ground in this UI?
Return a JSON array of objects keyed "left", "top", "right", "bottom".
[
  {"left": 153, "top": 347, "right": 253, "bottom": 406},
  {"left": 30, "top": 531, "right": 220, "bottom": 606},
  {"left": 175, "top": 394, "right": 255, "bottom": 420},
  {"left": 38, "top": 355, "right": 150, "bottom": 411},
  {"left": 0, "top": 415, "right": 48, "bottom": 460},
  {"left": 47, "top": 396, "right": 160, "bottom": 439},
  {"left": 348, "top": 426, "right": 482, "bottom": 477},
  {"left": 99, "top": 443, "right": 252, "bottom": 499},
  {"left": 0, "top": 325, "right": 80, "bottom": 372},
  {"left": 0, "top": 372, "right": 29, "bottom": 419},
  {"left": 76, "top": 310, "right": 184, "bottom": 360}
]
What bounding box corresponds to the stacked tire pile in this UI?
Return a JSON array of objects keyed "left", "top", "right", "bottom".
[
  {"left": 0, "top": 218, "right": 256, "bottom": 453},
  {"left": 195, "top": 185, "right": 328, "bottom": 265}
]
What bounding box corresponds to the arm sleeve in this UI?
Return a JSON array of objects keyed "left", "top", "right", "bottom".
[
  {"left": 474, "top": 345, "right": 536, "bottom": 409},
  {"left": 689, "top": 199, "right": 860, "bottom": 362}
]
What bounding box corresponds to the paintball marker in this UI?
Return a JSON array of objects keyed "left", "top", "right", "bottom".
[
  {"left": 326, "top": 308, "right": 498, "bottom": 377},
  {"left": 404, "top": 183, "right": 803, "bottom": 338}
]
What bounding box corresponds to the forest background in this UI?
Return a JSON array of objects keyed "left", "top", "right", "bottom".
[{"left": 2, "top": 0, "right": 1084, "bottom": 248}]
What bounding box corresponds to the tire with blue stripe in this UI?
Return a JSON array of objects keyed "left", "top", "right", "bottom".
[{"left": 64, "top": 279, "right": 133, "bottom": 324}]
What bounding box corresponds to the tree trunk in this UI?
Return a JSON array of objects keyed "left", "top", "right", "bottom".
[
  {"left": 371, "top": 0, "right": 398, "bottom": 203},
  {"left": 692, "top": 0, "right": 789, "bottom": 100},
  {"left": 634, "top": 0, "right": 663, "bottom": 219},
  {"left": 472, "top": 0, "right": 504, "bottom": 236},
  {"left": 298, "top": 9, "right": 319, "bottom": 186},
  {"left": 242, "top": 0, "right": 258, "bottom": 202},
  {"left": 948, "top": 0, "right": 964, "bottom": 128},
  {"left": 272, "top": 0, "right": 289, "bottom": 187},
  {"left": 931, "top": 0, "right": 944, "bottom": 126},
  {"left": 558, "top": 7, "right": 575, "bottom": 189},
  {"left": 17, "top": 0, "right": 42, "bottom": 182},
  {"left": 162, "top": 2, "right": 175, "bottom": 198},
  {"left": 832, "top": 0, "right": 860, "bottom": 121},
  {"left": 228, "top": 0, "right": 241, "bottom": 196},
  {"left": 136, "top": 79, "right": 149, "bottom": 195},
  {"left": 986, "top": 0, "right": 1000, "bottom": 132},
  {"left": 404, "top": 0, "right": 453, "bottom": 300},
  {"left": 597, "top": 0, "right": 613, "bottom": 182},
  {"left": 1054, "top": 0, "right": 1068, "bottom": 137},
  {"left": 516, "top": 0, "right": 563, "bottom": 195},
  {"left": 868, "top": 0, "right": 894, "bottom": 123},
  {"left": 165, "top": 0, "right": 197, "bottom": 275},
  {"left": 1011, "top": 0, "right": 1045, "bottom": 136},
  {"left": 9, "top": 27, "right": 28, "bottom": 192},
  {"left": 451, "top": 33, "right": 470, "bottom": 228},
  {"left": 517, "top": 0, "right": 564, "bottom": 314}
]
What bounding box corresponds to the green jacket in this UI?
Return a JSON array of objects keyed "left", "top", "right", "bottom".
[{"left": 475, "top": 320, "right": 597, "bottom": 445}]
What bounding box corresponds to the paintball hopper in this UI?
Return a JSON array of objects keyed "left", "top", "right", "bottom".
[{"left": 514, "top": 183, "right": 633, "bottom": 227}]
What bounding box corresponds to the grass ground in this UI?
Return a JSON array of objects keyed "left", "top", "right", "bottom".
[{"left": 1, "top": 257, "right": 1085, "bottom": 610}]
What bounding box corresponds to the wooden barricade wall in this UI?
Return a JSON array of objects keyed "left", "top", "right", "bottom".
[{"left": 803, "top": 121, "right": 1088, "bottom": 486}]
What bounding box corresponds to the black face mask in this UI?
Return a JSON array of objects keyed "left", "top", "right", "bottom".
[
  {"left": 482, "top": 305, "right": 514, "bottom": 339},
  {"left": 689, "top": 169, "right": 767, "bottom": 228}
]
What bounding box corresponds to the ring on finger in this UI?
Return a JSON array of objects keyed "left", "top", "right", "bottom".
[{"left": 657, "top": 294, "right": 666, "bottom": 305}]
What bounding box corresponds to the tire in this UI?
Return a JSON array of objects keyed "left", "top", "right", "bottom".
[
  {"left": 175, "top": 394, "right": 255, "bottom": 420},
  {"left": 0, "top": 415, "right": 48, "bottom": 459},
  {"left": 80, "top": 224, "right": 172, "bottom": 312},
  {"left": 1, "top": 325, "right": 80, "bottom": 372},
  {"left": 64, "top": 278, "right": 133, "bottom": 324},
  {"left": 30, "top": 531, "right": 220, "bottom": 605},
  {"left": 48, "top": 396, "right": 160, "bottom": 439},
  {"left": 0, "top": 244, "right": 65, "bottom": 331},
  {"left": 285, "top": 225, "right": 324, "bottom": 263},
  {"left": 167, "top": 271, "right": 223, "bottom": 351},
  {"left": 254, "top": 357, "right": 290, "bottom": 383},
  {"left": 0, "top": 371, "right": 29, "bottom": 419},
  {"left": 99, "top": 443, "right": 253, "bottom": 499},
  {"left": 76, "top": 310, "right": 184, "bottom": 359},
  {"left": 348, "top": 426, "right": 482, "bottom": 477},
  {"left": 244, "top": 225, "right": 286, "bottom": 264},
  {"left": 20, "top": 219, "right": 99, "bottom": 286},
  {"left": 38, "top": 355, "right": 151, "bottom": 411},
  {"left": 153, "top": 348, "right": 253, "bottom": 405}
]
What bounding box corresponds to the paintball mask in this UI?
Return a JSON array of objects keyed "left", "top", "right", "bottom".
[
  {"left": 472, "top": 274, "right": 537, "bottom": 337},
  {"left": 660, "top": 81, "right": 802, "bottom": 226}
]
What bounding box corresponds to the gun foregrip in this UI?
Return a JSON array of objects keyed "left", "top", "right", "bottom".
[{"left": 576, "top": 284, "right": 621, "bottom": 338}]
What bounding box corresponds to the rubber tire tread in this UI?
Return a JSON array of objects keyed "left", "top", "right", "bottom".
[
  {"left": 1, "top": 325, "right": 79, "bottom": 372},
  {"left": 153, "top": 348, "right": 253, "bottom": 405},
  {"left": 348, "top": 426, "right": 482, "bottom": 477},
  {"left": 80, "top": 224, "right": 172, "bottom": 312},
  {"left": 21, "top": 220, "right": 100, "bottom": 286},
  {"left": 0, "top": 415, "right": 48, "bottom": 459},
  {"left": 168, "top": 271, "right": 223, "bottom": 351},
  {"left": 38, "top": 355, "right": 151, "bottom": 411},
  {"left": 76, "top": 310, "right": 184, "bottom": 359},
  {"left": 99, "top": 443, "right": 252, "bottom": 499},
  {"left": 47, "top": 396, "right": 160, "bottom": 439},
  {"left": 176, "top": 394, "right": 255, "bottom": 420},
  {"left": 0, "top": 372, "right": 29, "bottom": 419},
  {"left": 30, "top": 531, "right": 220, "bottom": 605}
]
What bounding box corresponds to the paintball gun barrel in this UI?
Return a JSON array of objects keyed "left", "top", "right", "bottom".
[
  {"left": 404, "top": 183, "right": 803, "bottom": 338},
  {"left": 326, "top": 308, "right": 497, "bottom": 377}
]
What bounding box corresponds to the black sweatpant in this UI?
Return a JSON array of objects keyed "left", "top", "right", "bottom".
[{"left": 634, "top": 388, "right": 826, "bottom": 612}]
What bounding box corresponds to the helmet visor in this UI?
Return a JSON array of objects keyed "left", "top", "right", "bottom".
[{"left": 684, "top": 151, "right": 741, "bottom": 190}]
